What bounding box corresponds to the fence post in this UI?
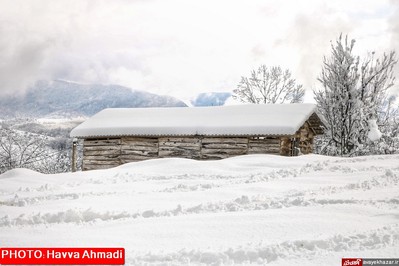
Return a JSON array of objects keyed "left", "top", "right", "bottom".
[{"left": 72, "top": 138, "right": 77, "bottom": 172}]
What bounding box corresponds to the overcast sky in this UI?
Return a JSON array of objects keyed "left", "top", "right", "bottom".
[{"left": 0, "top": 0, "right": 398, "bottom": 102}]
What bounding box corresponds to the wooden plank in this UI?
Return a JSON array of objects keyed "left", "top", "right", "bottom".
[
  {"left": 122, "top": 137, "right": 158, "bottom": 143},
  {"left": 121, "top": 139, "right": 158, "bottom": 147},
  {"left": 84, "top": 150, "right": 120, "bottom": 156},
  {"left": 83, "top": 155, "right": 120, "bottom": 160},
  {"left": 202, "top": 143, "right": 247, "bottom": 149},
  {"left": 248, "top": 147, "right": 280, "bottom": 153},
  {"left": 159, "top": 141, "right": 200, "bottom": 148},
  {"left": 120, "top": 158, "right": 142, "bottom": 163},
  {"left": 202, "top": 138, "right": 248, "bottom": 144},
  {"left": 83, "top": 160, "right": 120, "bottom": 165},
  {"left": 201, "top": 154, "right": 232, "bottom": 160},
  {"left": 84, "top": 146, "right": 120, "bottom": 151},
  {"left": 159, "top": 144, "right": 199, "bottom": 150},
  {"left": 250, "top": 146, "right": 280, "bottom": 151},
  {"left": 248, "top": 146, "right": 280, "bottom": 151},
  {"left": 121, "top": 150, "right": 158, "bottom": 156},
  {"left": 121, "top": 142, "right": 158, "bottom": 148},
  {"left": 83, "top": 164, "right": 119, "bottom": 170},
  {"left": 121, "top": 145, "right": 158, "bottom": 152},
  {"left": 159, "top": 147, "right": 200, "bottom": 157},
  {"left": 248, "top": 142, "right": 279, "bottom": 147},
  {"left": 248, "top": 143, "right": 280, "bottom": 149},
  {"left": 120, "top": 155, "right": 158, "bottom": 162},
  {"left": 158, "top": 150, "right": 201, "bottom": 159},
  {"left": 248, "top": 142, "right": 280, "bottom": 147},
  {"left": 248, "top": 139, "right": 279, "bottom": 145},
  {"left": 120, "top": 153, "right": 157, "bottom": 159},
  {"left": 248, "top": 151, "right": 279, "bottom": 155},
  {"left": 201, "top": 148, "right": 247, "bottom": 155},
  {"left": 84, "top": 139, "right": 121, "bottom": 146},
  {"left": 159, "top": 137, "right": 201, "bottom": 143}
]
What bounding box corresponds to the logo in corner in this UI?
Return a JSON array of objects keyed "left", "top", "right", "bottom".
[{"left": 342, "top": 258, "right": 363, "bottom": 266}]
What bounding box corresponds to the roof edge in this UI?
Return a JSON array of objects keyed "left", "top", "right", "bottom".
[{"left": 73, "top": 133, "right": 296, "bottom": 139}]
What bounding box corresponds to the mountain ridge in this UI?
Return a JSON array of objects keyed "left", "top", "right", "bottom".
[{"left": 0, "top": 80, "right": 187, "bottom": 118}]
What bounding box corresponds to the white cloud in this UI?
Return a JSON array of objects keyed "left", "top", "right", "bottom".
[{"left": 0, "top": 0, "right": 397, "bottom": 98}]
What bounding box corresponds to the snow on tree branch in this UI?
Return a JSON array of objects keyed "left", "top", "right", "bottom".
[{"left": 314, "top": 34, "right": 398, "bottom": 156}]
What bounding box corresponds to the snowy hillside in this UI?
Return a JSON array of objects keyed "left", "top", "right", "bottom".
[
  {"left": 0, "top": 154, "right": 398, "bottom": 265},
  {"left": 0, "top": 80, "right": 187, "bottom": 118}
]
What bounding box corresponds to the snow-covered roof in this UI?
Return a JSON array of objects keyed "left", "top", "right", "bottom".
[{"left": 70, "top": 104, "right": 320, "bottom": 138}]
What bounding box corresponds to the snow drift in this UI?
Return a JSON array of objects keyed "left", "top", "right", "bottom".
[{"left": 0, "top": 154, "right": 398, "bottom": 265}]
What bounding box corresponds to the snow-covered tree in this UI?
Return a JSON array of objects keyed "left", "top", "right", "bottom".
[
  {"left": 315, "top": 34, "right": 397, "bottom": 156},
  {"left": 0, "top": 128, "right": 49, "bottom": 173},
  {"left": 0, "top": 127, "right": 72, "bottom": 174},
  {"left": 233, "top": 65, "right": 304, "bottom": 104}
]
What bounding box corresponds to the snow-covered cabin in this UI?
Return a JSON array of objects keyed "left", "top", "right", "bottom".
[{"left": 70, "top": 104, "right": 323, "bottom": 171}]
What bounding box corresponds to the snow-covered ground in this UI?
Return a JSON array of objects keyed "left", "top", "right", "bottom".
[{"left": 0, "top": 154, "right": 398, "bottom": 265}]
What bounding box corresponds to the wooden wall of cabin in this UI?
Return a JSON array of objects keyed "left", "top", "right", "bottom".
[
  {"left": 201, "top": 137, "right": 248, "bottom": 159},
  {"left": 158, "top": 137, "right": 201, "bottom": 159},
  {"left": 83, "top": 137, "right": 160, "bottom": 170},
  {"left": 120, "top": 137, "right": 158, "bottom": 164},
  {"left": 279, "top": 122, "right": 315, "bottom": 156},
  {"left": 279, "top": 137, "right": 292, "bottom": 156},
  {"left": 83, "top": 138, "right": 122, "bottom": 171},
  {"left": 295, "top": 121, "right": 314, "bottom": 154},
  {"left": 248, "top": 137, "right": 280, "bottom": 155},
  {"left": 82, "top": 135, "right": 284, "bottom": 170},
  {"left": 157, "top": 137, "right": 280, "bottom": 160}
]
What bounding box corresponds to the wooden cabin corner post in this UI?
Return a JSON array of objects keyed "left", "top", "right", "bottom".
[{"left": 72, "top": 138, "right": 78, "bottom": 172}]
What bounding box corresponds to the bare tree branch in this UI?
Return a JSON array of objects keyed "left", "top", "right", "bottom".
[{"left": 233, "top": 65, "right": 305, "bottom": 104}]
